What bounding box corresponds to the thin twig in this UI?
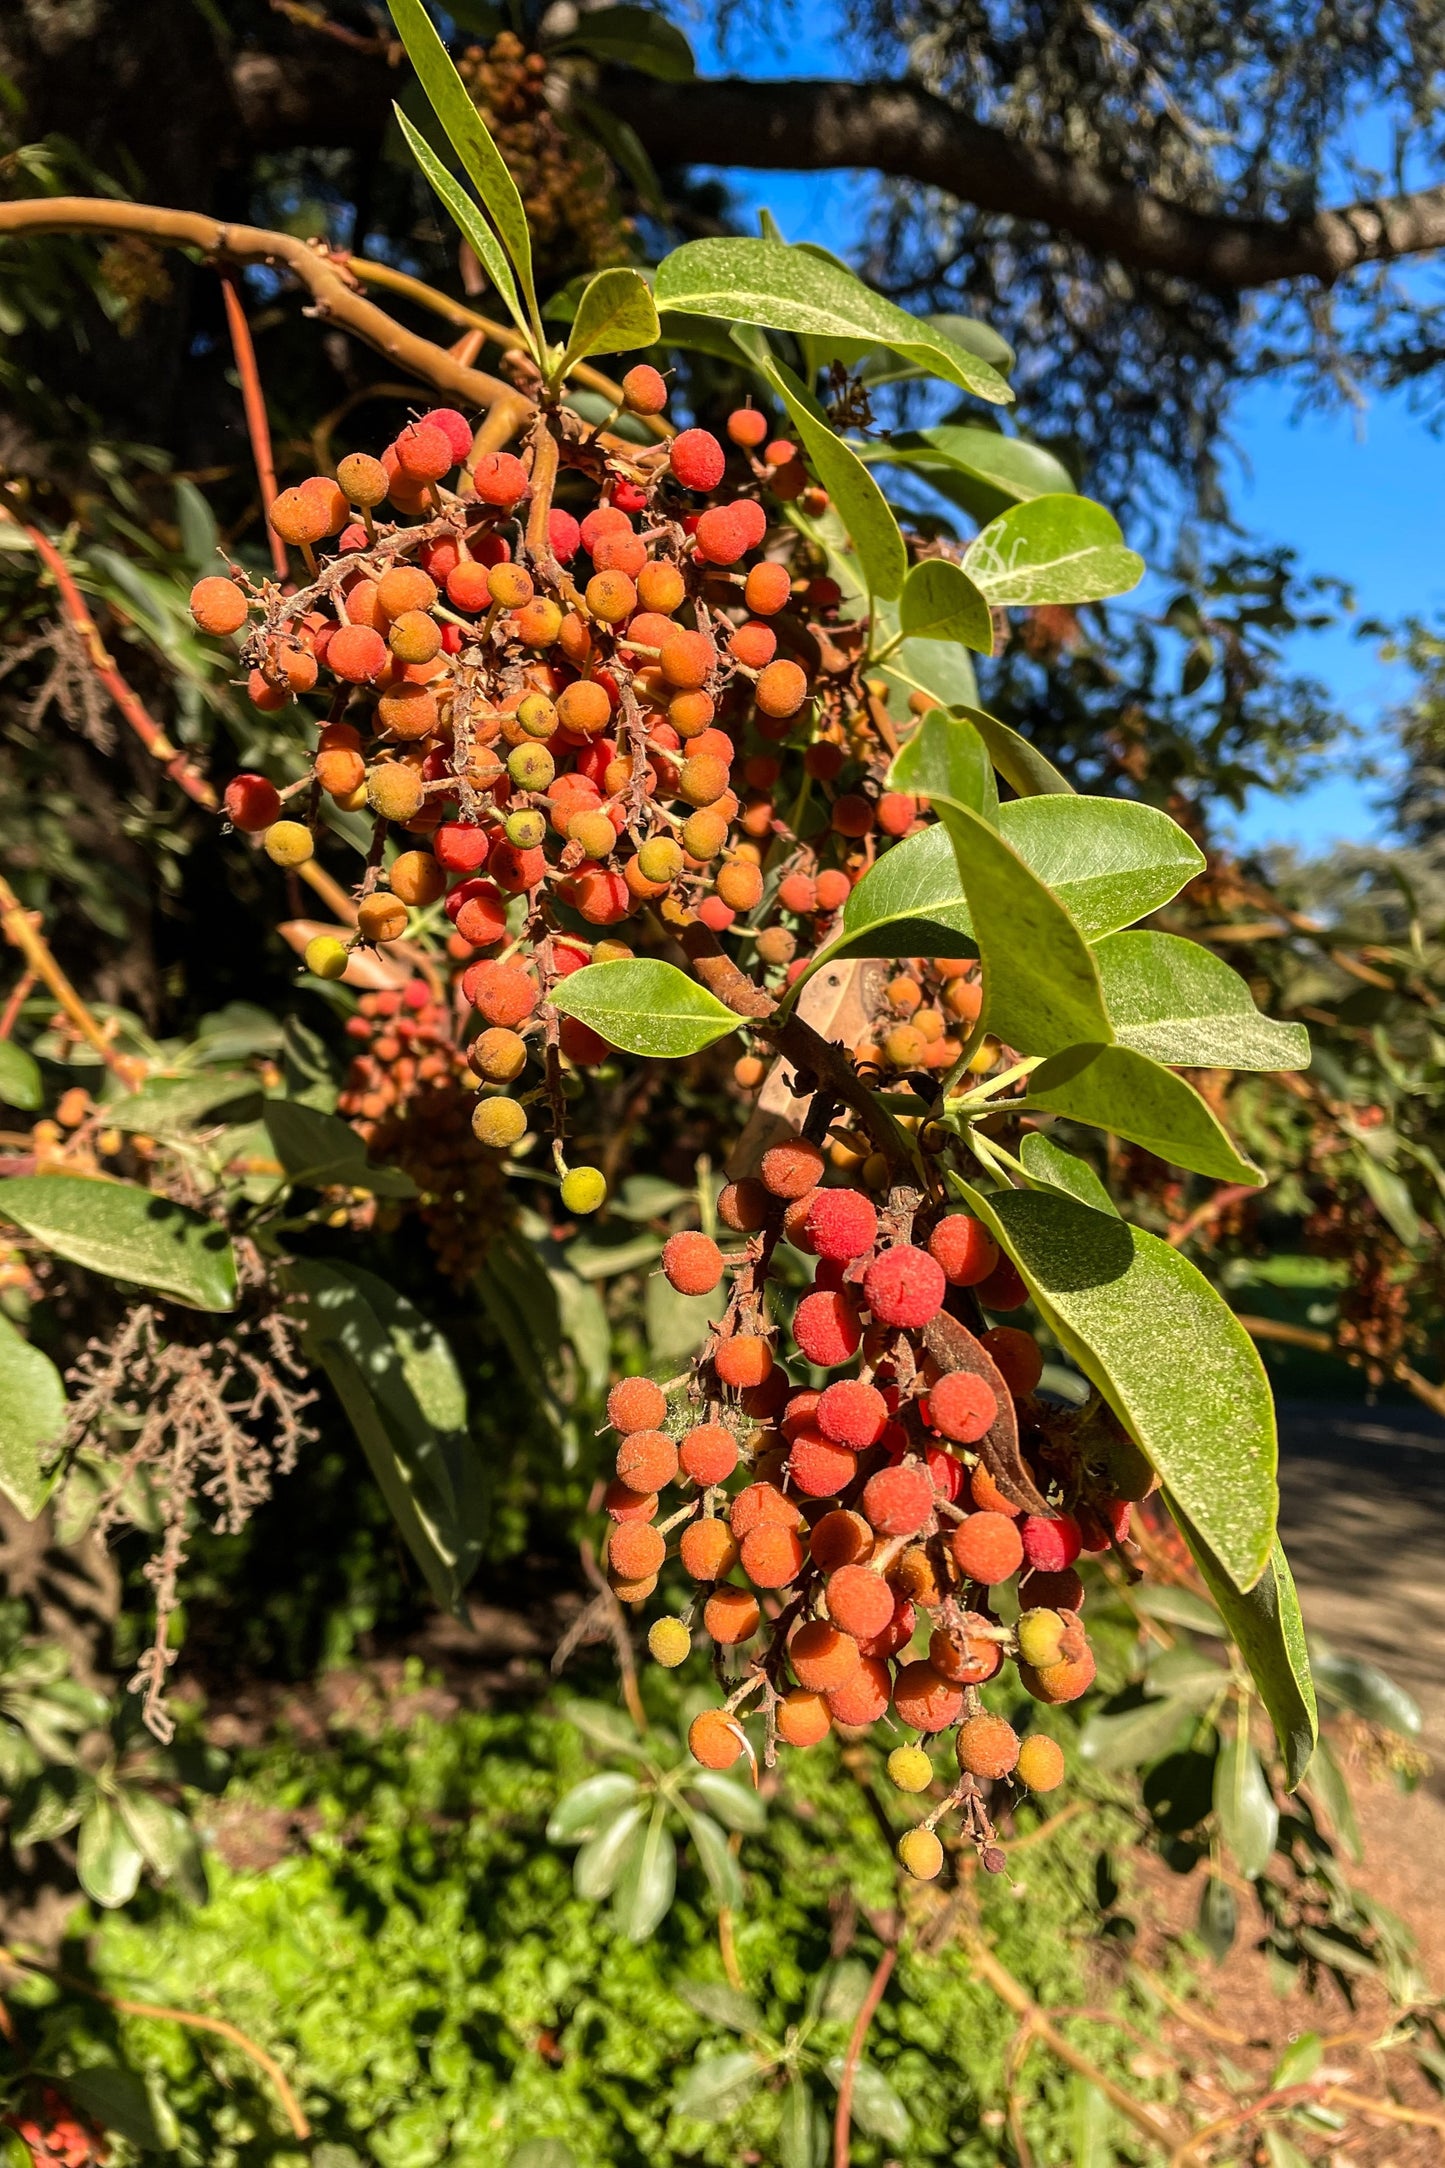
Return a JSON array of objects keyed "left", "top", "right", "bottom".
[
  {"left": 0, "top": 874, "right": 142, "bottom": 1084},
  {"left": 218, "top": 267, "right": 288, "bottom": 580},
  {"left": 833, "top": 1942, "right": 896, "bottom": 2168}
]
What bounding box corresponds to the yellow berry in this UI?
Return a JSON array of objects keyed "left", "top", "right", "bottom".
[
  {"left": 472, "top": 1095, "right": 527, "bottom": 1149},
  {"left": 263, "top": 820, "right": 314, "bottom": 867},
  {"left": 561, "top": 1166, "right": 607, "bottom": 1214},
  {"left": 303, "top": 934, "right": 349, "bottom": 979},
  {"left": 648, "top": 1617, "right": 691, "bottom": 1668},
  {"left": 1015, "top": 1734, "right": 1067, "bottom": 1793},
  {"left": 898, "top": 1827, "right": 944, "bottom": 1881},
  {"left": 886, "top": 1744, "right": 934, "bottom": 1794}
]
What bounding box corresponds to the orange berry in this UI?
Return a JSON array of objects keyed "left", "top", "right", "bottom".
[
  {"left": 824, "top": 1654, "right": 890, "bottom": 1726},
  {"left": 680, "top": 1517, "right": 741, "bottom": 1581},
  {"left": 892, "top": 1660, "right": 964, "bottom": 1733},
  {"left": 956, "top": 1712, "right": 1020, "bottom": 1780},
  {"left": 776, "top": 1688, "right": 831, "bottom": 1747},
  {"left": 713, "top": 1334, "right": 773, "bottom": 1390},
  {"left": 608, "top": 1521, "right": 665, "bottom": 1580},
  {"left": 616, "top": 1429, "right": 678, "bottom": 1493},
  {"left": 607, "top": 1375, "right": 666, "bottom": 1434},
  {"left": 377, "top": 566, "right": 437, "bottom": 618},
  {"left": 704, "top": 1584, "right": 761, "bottom": 1644},
  {"left": 808, "top": 1509, "right": 873, "bottom": 1572},
  {"left": 189, "top": 575, "right": 248, "bottom": 635},
  {"left": 789, "top": 1619, "right": 860, "bottom": 1692},
  {"left": 826, "top": 1564, "right": 895, "bottom": 1642},
  {"left": 689, "top": 1709, "right": 745, "bottom": 1769},
  {"left": 740, "top": 1523, "right": 804, "bottom": 1588}
]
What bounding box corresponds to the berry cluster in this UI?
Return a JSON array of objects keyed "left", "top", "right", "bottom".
[
  {"left": 4, "top": 2086, "right": 109, "bottom": 2168},
  {"left": 603, "top": 1150, "right": 1153, "bottom": 1877}
]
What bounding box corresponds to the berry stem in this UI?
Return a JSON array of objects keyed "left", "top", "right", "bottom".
[{"left": 217, "top": 265, "right": 289, "bottom": 582}]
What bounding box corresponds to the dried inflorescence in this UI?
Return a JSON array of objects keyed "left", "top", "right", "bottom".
[{"left": 64, "top": 1304, "right": 316, "bottom": 1739}]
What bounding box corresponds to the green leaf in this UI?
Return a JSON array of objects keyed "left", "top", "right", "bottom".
[
  {"left": 733, "top": 330, "right": 907, "bottom": 598},
  {"left": 898, "top": 558, "right": 994, "bottom": 655},
  {"left": 964, "top": 494, "right": 1144, "bottom": 607},
  {"left": 286, "top": 1260, "right": 485, "bottom": 1614},
  {"left": 1262, "top": 2131, "right": 1313, "bottom": 2168},
  {"left": 1019, "top": 1132, "right": 1117, "bottom": 1216},
  {"left": 878, "top": 706, "right": 998, "bottom": 826},
  {"left": 1071, "top": 2077, "right": 1113, "bottom": 2168},
  {"left": 1197, "top": 1873, "right": 1237, "bottom": 1962},
  {"left": 1311, "top": 1650, "right": 1421, "bottom": 1735},
  {"left": 551, "top": 960, "right": 742, "bottom": 1057},
  {"left": 865, "top": 425, "right": 1074, "bottom": 525},
  {"left": 393, "top": 106, "right": 526, "bottom": 339},
  {"left": 613, "top": 1803, "right": 676, "bottom": 1940},
  {"left": 672, "top": 2051, "right": 764, "bottom": 2122},
  {"left": 574, "top": 1800, "right": 647, "bottom": 1899},
  {"left": 102, "top": 1071, "right": 260, "bottom": 1137},
  {"left": 1354, "top": 1149, "right": 1421, "bottom": 1246},
  {"left": 115, "top": 1785, "right": 208, "bottom": 1903},
  {"left": 387, "top": 0, "right": 539, "bottom": 337},
  {"left": 562, "top": 266, "right": 660, "bottom": 369},
  {"left": 550, "top": 4, "right": 695, "bottom": 77},
  {"left": 684, "top": 1767, "right": 767, "bottom": 1833},
  {"left": 262, "top": 1099, "right": 417, "bottom": 1198},
  {"left": 337, "top": 1260, "right": 469, "bottom": 1431},
  {"left": 546, "top": 1770, "right": 641, "bottom": 1844},
  {"left": 1094, "top": 932, "right": 1311, "bottom": 1070},
  {"left": 11, "top": 1766, "right": 92, "bottom": 1846},
  {"left": 64, "top": 2064, "right": 176, "bottom": 2152},
  {"left": 994, "top": 796, "right": 1206, "bottom": 937},
  {"left": 954, "top": 703, "right": 1073, "bottom": 797},
  {"left": 0, "top": 1041, "right": 42, "bottom": 1111},
  {"left": 821, "top": 2058, "right": 911, "bottom": 2144},
  {"left": 76, "top": 1792, "right": 144, "bottom": 1907},
  {"left": 1214, "top": 1719, "right": 1279, "bottom": 1877},
  {"left": 657, "top": 238, "right": 1012, "bottom": 405},
  {"left": 870, "top": 613, "right": 979, "bottom": 722},
  {"left": 675, "top": 1979, "right": 764, "bottom": 2034},
  {"left": 1167, "top": 1499, "right": 1316, "bottom": 1786},
  {"left": 1270, "top": 2032, "right": 1323, "bottom": 2090},
  {"left": 1302, "top": 1733, "right": 1361, "bottom": 1863},
  {"left": 892, "top": 714, "right": 1113, "bottom": 1056},
  {"left": 778, "top": 2077, "right": 817, "bottom": 2168},
  {"left": 0, "top": 1174, "right": 237, "bottom": 1312},
  {"left": 0, "top": 1311, "right": 64, "bottom": 1518},
  {"left": 954, "top": 1181, "right": 1278, "bottom": 1591},
  {"left": 679, "top": 1803, "right": 743, "bottom": 1910},
  {"left": 806, "top": 824, "right": 975, "bottom": 977},
  {"left": 1132, "top": 1584, "right": 1223, "bottom": 1635},
  {"left": 1079, "top": 1692, "right": 1212, "bottom": 1772},
  {"left": 1027, "top": 1044, "right": 1264, "bottom": 1186}
]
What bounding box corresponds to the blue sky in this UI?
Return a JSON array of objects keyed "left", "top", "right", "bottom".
[{"left": 685, "top": 20, "right": 1445, "bottom": 856}]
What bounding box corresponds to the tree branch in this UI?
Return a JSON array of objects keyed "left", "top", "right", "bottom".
[{"left": 607, "top": 75, "right": 1445, "bottom": 293}]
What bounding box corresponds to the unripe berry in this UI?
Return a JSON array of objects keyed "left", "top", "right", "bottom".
[
  {"left": 1021, "top": 1514, "right": 1082, "bottom": 1574},
  {"left": 897, "top": 1825, "right": 944, "bottom": 1881},
  {"left": 956, "top": 1713, "right": 1020, "bottom": 1780},
  {"left": 793, "top": 1287, "right": 861, "bottom": 1368},
  {"left": 516, "top": 692, "right": 558, "bottom": 740},
  {"left": 637, "top": 836, "right": 683, "bottom": 884},
  {"left": 981, "top": 1326, "right": 1044, "bottom": 1398},
  {"left": 472, "top": 451, "right": 530, "bottom": 506},
  {"left": 951, "top": 1512, "right": 1025, "bottom": 1585},
  {"left": 669, "top": 428, "right": 726, "bottom": 491},
  {"left": 777, "top": 1688, "right": 831, "bottom": 1747},
  {"left": 390, "top": 849, "right": 446, "bottom": 907},
  {"left": 681, "top": 810, "right": 728, "bottom": 861},
  {"left": 929, "top": 1214, "right": 1000, "bottom": 1288},
  {"left": 826, "top": 1564, "right": 894, "bottom": 1642},
  {"left": 755, "top": 659, "right": 808, "bottom": 718},
  {"left": 928, "top": 1370, "right": 997, "bottom": 1445},
  {"left": 1016, "top": 1733, "right": 1067, "bottom": 1792},
  {"left": 263, "top": 819, "right": 314, "bottom": 867},
  {"left": 861, "top": 1463, "right": 934, "bottom": 1538},
  {"left": 189, "top": 575, "right": 249, "bottom": 636},
  {"left": 863, "top": 1244, "right": 946, "bottom": 1329},
  {"left": 1019, "top": 1646, "right": 1097, "bottom": 1705},
  {"left": 316, "top": 743, "right": 366, "bottom": 796},
  {"left": 648, "top": 1617, "right": 691, "bottom": 1668},
  {"left": 760, "top": 1137, "right": 824, "bottom": 1199},
  {"left": 507, "top": 743, "right": 556, "bottom": 792},
  {"left": 357, "top": 892, "right": 408, "bottom": 944},
  {"left": 808, "top": 1510, "right": 872, "bottom": 1573},
  {"left": 703, "top": 1584, "right": 760, "bottom": 1643},
  {"left": 304, "top": 934, "right": 349, "bottom": 980},
  {"left": 224, "top": 773, "right": 281, "bottom": 832},
  {"left": 680, "top": 1516, "right": 740, "bottom": 1581},
  {"left": 689, "top": 1709, "right": 745, "bottom": 1769},
  {"left": 561, "top": 1165, "right": 607, "bottom": 1215},
  {"left": 816, "top": 1379, "right": 887, "bottom": 1450},
  {"left": 569, "top": 810, "right": 618, "bottom": 859},
  {"left": 662, "top": 1230, "right": 724, "bottom": 1296},
  {"left": 270, "top": 485, "right": 329, "bottom": 546},
  {"left": 825, "top": 1654, "right": 890, "bottom": 1726},
  {"left": 892, "top": 1659, "right": 964, "bottom": 1733},
  {"left": 471, "top": 1095, "right": 527, "bottom": 1149},
  {"left": 366, "top": 763, "right": 426, "bottom": 821},
  {"left": 609, "top": 1375, "right": 666, "bottom": 1432},
  {"left": 756, "top": 926, "right": 795, "bottom": 968},
  {"left": 376, "top": 682, "right": 437, "bottom": 741},
  {"left": 469, "top": 1030, "right": 528, "bottom": 1086},
  {"left": 671, "top": 691, "right": 716, "bottom": 739},
  {"left": 336, "top": 451, "right": 390, "bottom": 506},
  {"left": 1016, "top": 1608, "right": 1068, "bottom": 1669},
  {"left": 621, "top": 363, "right": 668, "bottom": 415}
]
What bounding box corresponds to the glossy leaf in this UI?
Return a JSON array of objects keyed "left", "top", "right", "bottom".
[
  {"left": 103, "top": 1071, "right": 259, "bottom": 1136},
  {"left": 898, "top": 557, "right": 994, "bottom": 654},
  {"left": 821, "top": 2058, "right": 911, "bottom": 2143},
  {"left": 0, "top": 1174, "right": 237, "bottom": 1312},
  {"left": 76, "top": 1792, "right": 144, "bottom": 1907},
  {"left": 955, "top": 703, "right": 1073, "bottom": 797},
  {"left": 387, "top": 0, "right": 538, "bottom": 333},
  {"left": 1311, "top": 1649, "right": 1422, "bottom": 1735},
  {"left": 393, "top": 107, "right": 525, "bottom": 336},
  {"left": 1027, "top": 1043, "right": 1265, "bottom": 1186},
  {"left": 657, "top": 238, "right": 1013, "bottom": 405},
  {"left": 263, "top": 1099, "right": 417, "bottom": 1198},
  {"left": 954, "top": 1180, "right": 1278, "bottom": 1591},
  {"left": 995, "top": 795, "right": 1205, "bottom": 937},
  {"left": 1215, "top": 1720, "right": 1279, "bottom": 1877},
  {"left": 551, "top": 960, "right": 742, "bottom": 1057},
  {"left": 0, "top": 1041, "right": 42, "bottom": 1111},
  {"left": 734, "top": 331, "right": 907, "bottom": 598},
  {"left": 1197, "top": 1873, "right": 1237, "bottom": 1961},
  {"left": 1167, "top": 1496, "right": 1317, "bottom": 1786},
  {"left": 865, "top": 424, "right": 1074, "bottom": 525},
  {"left": 893, "top": 714, "right": 1113, "bottom": 1056},
  {"left": 859, "top": 312, "right": 1015, "bottom": 384},
  {"left": 545, "top": 1770, "right": 640, "bottom": 1844},
  {"left": 0, "top": 1311, "right": 64, "bottom": 1518},
  {"left": 1019, "top": 1132, "right": 1117, "bottom": 1216},
  {"left": 287, "top": 1260, "right": 485, "bottom": 1615},
  {"left": 808, "top": 825, "right": 975, "bottom": 977},
  {"left": 562, "top": 267, "right": 660, "bottom": 368},
  {"left": 1303, "top": 1731, "right": 1362, "bottom": 1863},
  {"left": 612, "top": 1803, "right": 676, "bottom": 1939},
  {"left": 964, "top": 493, "right": 1144, "bottom": 607},
  {"left": 882, "top": 704, "right": 998, "bottom": 826},
  {"left": 116, "top": 1784, "right": 208, "bottom": 1902},
  {"left": 573, "top": 1801, "right": 647, "bottom": 1900},
  {"left": 1079, "top": 1693, "right": 1209, "bottom": 1772},
  {"left": 672, "top": 2051, "right": 764, "bottom": 2121},
  {"left": 679, "top": 1803, "right": 743, "bottom": 1910},
  {"left": 778, "top": 2077, "right": 816, "bottom": 2168},
  {"left": 870, "top": 612, "right": 979, "bottom": 720},
  {"left": 551, "top": 4, "right": 695, "bottom": 78},
  {"left": 684, "top": 1767, "right": 768, "bottom": 1833},
  {"left": 1095, "top": 931, "right": 1311, "bottom": 1070}
]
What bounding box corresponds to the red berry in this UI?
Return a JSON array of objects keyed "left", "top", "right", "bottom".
[
  {"left": 863, "top": 1244, "right": 946, "bottom": 1329},
  {"left": 694, "top": 499, "right": 767, "bottom": 566},
  {"left": 927, "top": 1370, "right": 997, "bottom": 1445},
  {"left": 1021, "top": 1514, "right": 1082, "bottom": 1573},
  {"left": 788, "top": 1428, "right": 857, "bottom": 1499},
  {"left": 861, "top": 1462, "right": 934, "bottom": 1537},
  {"left": 929, "top": 1214, "right": 1000, "bottom": 1288},
  {"left": 394, "top": 420, "right": 454, "bottom": 481},
  {"left": 816, "top": 1379, "right": 888, "bottom": 1450},
  {"left": 804, "top": 1188, "right": 878, "bottom": 1262},
  {"left": 793, "top": 1288, "right": 862, "bottom": 1368},
  {"left": 608, "top": 1375, "right": 666, "bottom": 1433},
  {"left": 473, "top": 451, "right": 530, "bottom": 506},
  {"left": 548, "top": 508, "right": 581, "bottom": 561},
  {"left": 977, "top": 1255, "right": 1029, "bottom": 1311},
  {"left": 436, "top": 821, "right": 492, "bottom": 873},
  {"left": 952, "top": 1511, "right": 1025, "bottom": 1585},
  {"left": 223, "top": 773, "right": 281, "bottom": 832},
  {"left": 421, "top": 406, "right": 473, "bottom": 462},
  {"left": 760, "top": 1137, "right": 825, "bottom": 1198},
  {"left": 662, "top": 1230, "right": 724, "bottom": 1296},
  {"left": 669, "top": 428, "right": 726, "bottom": 491}
]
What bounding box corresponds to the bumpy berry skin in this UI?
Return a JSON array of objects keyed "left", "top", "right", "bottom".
[
  {"left": 603, "top": 1478, "right": 657, "bottom": 1525},
  {"left": 863, "top": 1245, "right": 946, "bottom": 1329},
  {"left": 887, "top": 1744, "right": 934, "bottom": 1793},
  {"left": 648, "top": 1616, "right": 691, "bottom": 1668},
  {"left": 825, "top": 1654, "right": 890, "bottom": 1726},
  {"left": 662, "top": 1231, "right": 725, "bottom": 1296},
  {"left": 621, "top": 364, "right": 668, "bottom": 415},
  {"left": 679, "top": 1517, "right": 740, "bottom": 1581},
  {"left": 777, "top": 1688, "right": 831, "bottom": 1747},
  {"left": 616, "top": 1429, "right": 678, "bottom": 1494},
  {"left": 951, "top": 1511, "right": 1025, "bottom": 1585},
  {"left": 956, "top": 1713, "right": 1021, "bottom": 1780},
  {"left": 928, "top": 1370, "right": 998, "bottom": 1444},
  {"left": 891, "top": 1660, "right": 962, "bottom": 1733},
  {"left": 861, "top": 1463, "right": 934, "bottom": 1538},
  {"left": 679, "top": 1423, "right": 737, "bottom": 1486},
  {"left": 898, "top": 1827, "right": 944, "bottom": 1881},
  {"left": 190, "top": 575, "right": 249, "bottom": 636},
  {"left": 929, "top": 1621, "right": 1000, "bottom": 1686},
  {"left": 1021, "top": 1513, "right": 1082, "bottom": 1574},
  {"left": 1016, "top": 1607, "right": 1067, "bottom": 1668},
  {"left": 472, "top": 1095, "right": 527, "bottom": 1149},
  {"left": 1019, "top": 1645, "right": 1096, "bottom": 1705},
  {"left": 608, "top": 1520, "right": 665, "bottom": 1580},
  {"left": 704, "top": 1585, "right": 760, "bottom": 1643},
  {"left": 816, "top": 1379, "right": 888, "bottom": 1450},
  {"left": 826, "top": 1564, "right": 895, "bottom": 1642},
  {"left": 714, "top": 1333, "right": 773, "bottom": 1389},
  {"left": 981, "top": 1326, "right": 1044, "bottom": 1397},
  {"left": 263, "top": 819, "right": 314, "bottom": 866},
  {"left": 609, "top": 1375, "right": 666, "bottom": 1433},
  {"left": 805, "top": 1188, "right": 878, "bottom": 1261},
  {"left": 669, "top": 428, "right": 726, "bottom": 491},
  {"left": 1016, "top": 1734, "right": 1067, "bottom": 1793},
  {"left": 740, "top": 1522, "right": 805, "bottom": 1588},
  {"left": 225, "top": 774, "right": 281, "bottom": 832},
  {"left": 790, "top": 1619, "right": 860, "bottom": 1691},
  {"left": 760, "top": 1137, "right": 825, "bottom": 1199},
  {"left": 808, "top": 1509, "right": 872, "bottom": 1572},
  {"left": 689, "top": 1709, "right": 744, "bottom": 1769},
  {"left": 788, "top": 1430, "right": 857, "bottom": 1499}
]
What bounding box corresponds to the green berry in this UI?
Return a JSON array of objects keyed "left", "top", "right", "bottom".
[
  {"left": 560, "top": 1165, "right": 607, "bottom": 1214},
  {"left": 517, "top": 692, "right": 558, "bottom": 739},
  {"left": 508, "top": 743, "right": 556, "bottom": 791},
  {"left": 303, "top": 934, "right": 349, "bottom": 980},
  {"left": 1016, "top": 1607, "right": 1066, "bottom": 1669},
  {"left": 886, "top": 1744, "right": 934, "bottom": 1794},
  {"left": 504, "top": 808, "right": 547, "bottom": 849},
  {"left": 648, "top": 1617, "right": 691, "bottom": 1668}
]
